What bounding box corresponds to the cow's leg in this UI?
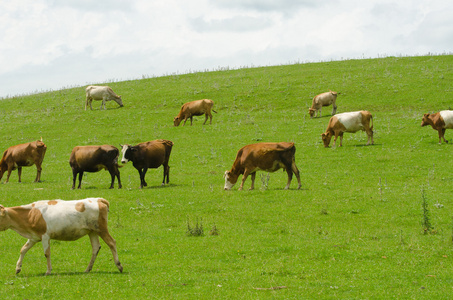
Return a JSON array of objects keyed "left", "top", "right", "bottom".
[
  {"left": 98, "top": 231, "right": 123, "bottom": 273},
  {"left": 77, "top": 171, "right": 84, "bottom": 189},
  {"left": 440, "top": 128, "right": 448, "bottom": 143},
  {"left": 162, "top": 164, "right": 169, "bottom": 185},
  {"left": 318, "top": 108, "right": 321, "bottom": 118},
  {"left": 366, "top": 128, "right": 374, "bottom": 145},
  {"left": 85, "top": 232, "right": 101, "bottom": 273},
  {"left": 17, "top": 167, "right": 22, "bottom": 183},
  {"left": 284, "top": 167, "right": 293, "bottom": 190},
  {"left": 138, "top": 168, "right": 148, "bottom": 188},
  {"left": 203, "top": 113, "right": 208, "bottom": 125},
  {"left": 6, "top": 165, "right": 14, "bottom": 183},
  {"left": 101, "top": 96, "right": 107, "bottom": 110},
  {"left": 35, "top": 164, "right": 43, "bottom": 182},
  {"left": 183, "top": 116, "right": 188, "bottom": 126},
  {"left": 250, "top": 172, "right": 256, "bottom": 190},
  {"left": 239, "top": 169, "right": 251, "bottom": 190},
  {"left": 190, "top": 116, "right": 193, "bottom": 125},
  {"left": 16, "top": 239, "right": 36, "bottom": 274},
  {"left": 71, "top": 170, "right": 77, "bottom": 189},
  {"left": 115, "top": 166, "right": 122, "bottom": 189},
  {"left": 339, "top": 133, "right": 344, "bottom": 147},
  {"left": 41, "top": 236, "right": 52, "bottom": 275},
  {"left": 332, "top": 104, "right": 337, "bottom": 115},
  {"left": 332, "top": 133, "right": 339, "bottom": 147},
  {"left": 290, "top": 161, "right": 302, "bottom": 190}
]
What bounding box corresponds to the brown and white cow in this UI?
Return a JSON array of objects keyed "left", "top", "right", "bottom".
[
  {"left": 69, "top": 145, "right": 122, "bottom": 189},
  {"left": 85, "top": 85, "right": 124, "bottom": 110},
  {"left": 224, "top": 142, "right": 302, "bottom": 191},
  {"left": 321, "top": 111, "right": 374, "bottom": 147},
  {"left": 121, "top": 139, "right": 173, "bottom": 188},
  {"left": 0, "top": 139, "right": 47, "bottom": 183},
  {"left": 309, "top": 90, "right": 339, "bottom": 118},
  {"left": 0, "top": 198, "right": 123, "bottom": 275},
  {"left": 173, "top": 99, "right": 217, "bottom": 126},
  {"left": 421, "top": 110, "right": 453, "bottom": 144}
]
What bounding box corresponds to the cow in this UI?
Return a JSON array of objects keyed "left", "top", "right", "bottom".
[
  {"left": 309, "top": 90, "right": 339, "bottom": 118},
  {"left": 0, "top": 198, "right": 123, "bottom": 275},
  {"left": 173, "top": 99, "right": 217, "bottom": 126},
  {"left": 69, "top": 145, "right": 122, "bottom": 189},
  {"left": 0, "top": 139, "right": 47, "bottom": 183},
  {"left": 85, "top": 85, "right": 124, "bottom": 110},
  {"left": 120, "top": 139, "right": 173, "bottom": 188},
  {"left": 224, "top": 142, "right": 302, "bottom": 191},
  {"left": 421, "top": 110, "right": 453, "bottom": 144},
  {"left": 321, "top": 111, "right": 374, "bottom": 147}
]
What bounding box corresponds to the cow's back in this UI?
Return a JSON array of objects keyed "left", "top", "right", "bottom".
[
  {"left": 440, "top": 110, "right": 453, "bottom": 128},
  {"left": 335, "top": 111, "right": 363, "bottom": 132},
  {"left": 29, "top": 199, "right": 103, "bottom": 240}
]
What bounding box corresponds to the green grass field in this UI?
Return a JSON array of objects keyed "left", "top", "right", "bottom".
[{"left": 0, "top": 55, "right": 452, "bottom": 299}]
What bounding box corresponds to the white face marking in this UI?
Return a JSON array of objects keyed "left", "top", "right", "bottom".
[
  {"left": 223, "top": 171, "right": 235, "bottom": 190},
  {"left": 120, "top": 145, "right": 130, "bottom": 164}
]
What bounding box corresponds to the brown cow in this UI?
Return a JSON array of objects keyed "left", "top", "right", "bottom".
[
  {"left": 85, "top": 85, "right": 124, "bottom": 110},
  {"left": 309, "top": 90, "right": 339, "bottom": 118},
  {"left": 69, "top": 145, "right": 122, "bottom": 189},
  {"left": 121, "top": 139, "right": 173, "bottom": 188},
  {"left": 321, "top": 111, "right": 374, "bottom": 147},
  {"left": 421, "top": 110, "right": 453, "bottom": 144},
  {"left": 0, "top": 198, "right": 123, "bottom": 275},
  {"left": 224, "top": 142, "right": 302, "bottom": 190},
  {"left": 0, "top": 139, "right": 47, "bottom": 183},
  {"left": 173, "top": 99, "right": 217, "bottom": 126}
]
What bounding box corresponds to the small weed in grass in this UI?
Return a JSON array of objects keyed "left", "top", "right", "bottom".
[
  {"left": 421, "top": 187, "right": 436, "bottom": 235},
  {"left": 186, "top": 217, "right": 204, "bottom": 237}
]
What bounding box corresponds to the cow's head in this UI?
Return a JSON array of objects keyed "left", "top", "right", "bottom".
[
  {"left": 115, "top": 96, "right": 124, "bottom": 108},
  {"left": 0, "top": 205, "right": 7, "bottom": 230},
  {"left": 421, "top": 113, "right": 431, "bottom": 127},
  {"left": 308, "top": 108, "right": 316, "bottom": 118},
  {"left": 120, "top": 144, "right": 134, "bottom": 164},
  {"left": 321, "top": 132, "right": 332, "bottom": 148},
  {"left": 173, "top": 116, "right": 181, "bottom": 127},
  {"left": 223, "top": 171, "right": 237, "bottom": 190}
]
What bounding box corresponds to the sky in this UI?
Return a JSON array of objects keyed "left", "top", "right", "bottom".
[{"left": 1, "top": 0, "right": 452, "bottom": 98}]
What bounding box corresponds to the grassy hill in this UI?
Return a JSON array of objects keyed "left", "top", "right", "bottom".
[{"left": 0, "top": 55, "right": 452, "bottom": 298}]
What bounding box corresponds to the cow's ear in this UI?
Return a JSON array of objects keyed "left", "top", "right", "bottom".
[
  {"left": 119, "top": 144, "right": 123, "bottom": 148},
  {"left": 0, "top": 205, "right": 6, "bottom": 217}
]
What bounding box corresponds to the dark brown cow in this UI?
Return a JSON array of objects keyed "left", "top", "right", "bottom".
[
  {"left": 0, "top": 139, "right": 47, "bottom": 183},
  {"left": 173, "top": 99, "right": 217, "bottom": 126},
  {"left": 421, "top": 110, "right": 453, "bottom": 144},
  {"left": 321, "top": 111, "right": 374, "bottom": 147},
  {"left": 69, "top": 145, "right": 122, "bottom": 189},
  {"left": 224, "top": 142, "right": 302, "bottom": 190},
  {"left": 121, "top": 139, "right": 174, "bottom": 188},
  {"left": 0, "top": 198, "right": 123, "bottom": 275}
]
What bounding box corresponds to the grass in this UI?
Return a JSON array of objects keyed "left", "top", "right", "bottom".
[{"left": 0, "top": 55, "right": 453, "bottom": 298}]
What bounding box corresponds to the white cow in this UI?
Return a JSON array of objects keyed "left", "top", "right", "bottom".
[
  {"left": 85, "top": 86, "right": 124, "bottom": 110},
  {"left": 0, "top": 198, "right": 123, "bottom": 275},
  {"left": 321, "top": 111, "right": 374, "bottom": 147}
]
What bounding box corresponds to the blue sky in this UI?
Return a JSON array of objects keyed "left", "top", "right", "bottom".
[{"left": 1, "top": 0, "right": 452, "bottom": 97}]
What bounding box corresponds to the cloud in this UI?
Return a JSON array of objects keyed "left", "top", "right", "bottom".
[{"left": 190, "top": 15, "right": 274, "bottom": 32}]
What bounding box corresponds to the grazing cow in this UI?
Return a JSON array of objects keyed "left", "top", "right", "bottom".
[
  {"left": 69, "top": 145, "right": 122, "bottom": 189},
  {"left": 85, "top": 85, "right": 124, "bottom": 110},
  {"left": 421, "top": 110, "right": 453, "bottom": 144},
  {"left": 321, "top": 111, "right": 374, "bottom": 147},
  {"left": 0, "top": 139, "right": 47, "bottom": 183},
  {"left": 0, "top": 198, "right": 123, "bottom": 275},
  {"left": 121, "top": 139, "right": 173, "bottom": 188},
  {"left": 173, "top": 99, "right": 217, "bottom": 126},
  {"left": 224, "top": 142, "right": 302, "bottom": 191},
  {"left": 309, "top": 90, "right": 339, "bottom": 118}
]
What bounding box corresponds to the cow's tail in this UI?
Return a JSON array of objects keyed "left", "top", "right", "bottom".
[
  {"left": 212, "top": 109, "right": 218, "bottom": 113},
  {"left": 370, "top": 115, "right": 373, "bottom": 131}
]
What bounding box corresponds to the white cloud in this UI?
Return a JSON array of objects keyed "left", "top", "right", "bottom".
[{"left": 0, "top": 0, "right": 452, "bottom": 97}]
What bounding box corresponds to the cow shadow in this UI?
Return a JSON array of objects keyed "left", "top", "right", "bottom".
[{"left": 24, "top": 270, "right": 126, "bottom": 277}]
